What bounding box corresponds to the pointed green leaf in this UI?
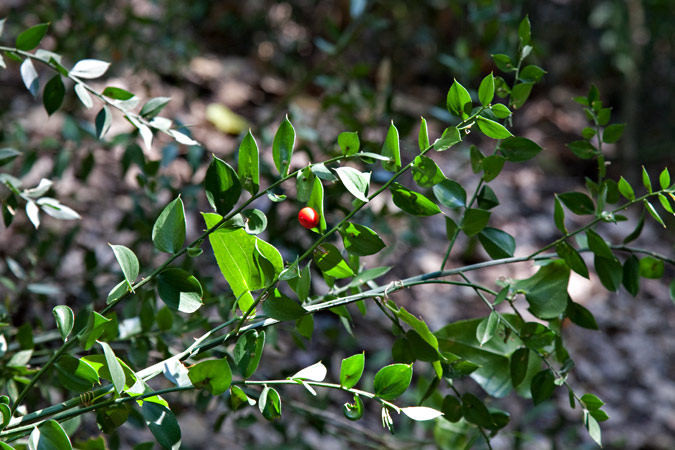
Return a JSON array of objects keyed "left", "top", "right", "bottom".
[
  {"left": 98, "top": 341, "right": 125, "bottom": 395},
  {"left": 432, "top": 179, "right": 466, "bottom": 210},
  {"left": 314, "top": 243, "right": 355, "bottom": 278},
  {"left": 340, "top": 222, "right": 386, "bottom": 256},
  {"left": 622, "top": 255, "right": 640, "bottom": 296},
  {"left": 585, "top": 411, "right": 602, "bottom": 447},
  {"left": 477, "top": 185, "right": 500, "bottom": 210},
  {"left": 658, "top": 193, "right": 674, "bottom": 214},
  {"left": 205, "top": 155, "right": 241, "bottom": 215},
  {"left": 80, "top": 311, "right": 111, "bottom": 350},
  {"left": 595, "top": 255, "right": 622, "bottom": 291},
  {"left": 476, "top": 116, "right": 512, "bottom": 139},
  {"left": 519, "top": 65, "right": 547, "bottom": 83},
  {"left": 433, "top": 126, "right": 462, "bottom": 151},
  {"left": 478, "top": 72, "right": 495, "bottom": 106},
  {"left": 295, "top": 167, "right": 314, "bottom": 203},
  {"left": 602, "top": 123, "right": 626, "bottom": 143},
  {"left": 272, "top": 116, "right": 295, "bottom": 177},
  {"left": 476, "top": 311, "right": 499, "bottom": 345},
  {"left": 259, "top": 387, "right": 282, "bottom": 421},
  {"left": 491, "top": 103, "right": 512, "bottom": 119},
  {"left": 373, "top": 363, "right": 412, "bottom": 400},
  {"left": 188, "top": 358, "right": 232, "bottom": 395},
  {"left": 510, "top": 82, "right": 534, "bottom": 109},
  {"left": 16, "top": 23, "right": 49, "bottom": 51},
  {"left": 558, "top": 192, "right": 595, "bottom": 215},
  {"left": 412, "top": 155, "right": 445, "bottom": 187},
  {"left": 531, "top": 369, "right": 556, "bottom": 405},
  {"left": 639, "top": 256, "right": 664, "bottom": 279},
  {"left": 152, "top": 197, "right": 186, "bottom": 254},
  {"left": 263, "top": 288, "right": 307, "bottom": 321},
  {"left": 335, "top": 167, "right": 370, "bottom": 202},
  {"left": 618, "top": 176, "right": 635, "bottom": 200},
  {"left": 446, "top": 79, "right": 472, "bottom": 118},
  {"left": 141, "top": 402, "right": 181, "bottom": 450},
  {"left": 497, "top": 137, "right": 542, "bottom": 162},
  {"left": 381, "top": 121, "right": 401, "bottom": 171},
  {"left": 109, "top": 244, "right": 139, "bottom": 289},
  {"left": 478, "top": 227, "right": 515, "bottom": 259},
  {"left": 340, "top": 353, "right": 365, "bottom": 389},
  {"left": 482, "top": 155, "right": 505, "bottom": 181},
  {"left": 391, "top": 182, "right": 441, "bottom": 216},
  {"left": 567, "top": 140, "right": 597, "bottom": 159},
  {"left": 623, "top": 211, "right": 644, "bottom": 243},
  {"left": 52, "top": 305, "right": 74, "bottom": 342},
  {"left": 556, "top": 241, "right": 589, "bottom": 278},
  {"left": 642, "top": 166, "right": 652, "bottom": 193},
  {"left": 461, "top": 393, "right": 494, "bottom": 428},
  {"left": 54, "top": 355, "right": 99, "bottom": 392},
  {"left": 95, "top": 106, "right": 112, "bottom": 139},
  {"left": 307, "top": 176, "right": 327, "bottom": 233},
  {"left": 492, "top": 53, "right": 516, "bottom": 72},
  {"left": 43, "top": 75, "right": 65, "bottom": 116},
  {"left": 28, "top": 420, "right": 72, "bottom": 450},
  {"left": 514, "top": 260, "right": 570, "bottom": 319},
  {"left": 462, "top": 208, "right": 491, "bottom": 237},
  {"left": 156, "top": 268, "right": 203, "bottom": 313},
  {"left": 238, "top": 131, "right": 259, "bottom": 194},
  {"left": 659, "top": 168, "right": 671, "bottom": 190},
  {"left": 234, "top": 330, "right": 265, "bottom": 378},
  {"left": 418, "top": 117, "right": 429, "bottom": 151},
  {"left": 566, "top": 300, "right": 599, "bottom": 330},
  {"left": 510, "top": 348, "right": 530, "bottom": 387},
  {"left": 338, "top": 131, "right": 360, "bottom": 156},
  {"left": 518, "top": 15, "right": 531, "bottom": 46},
  {"left": 644, "top": 199, "right": 665, "bottom": 227},
  {"left": 102, "top": 87, "right": 134, "bottom": 100}
]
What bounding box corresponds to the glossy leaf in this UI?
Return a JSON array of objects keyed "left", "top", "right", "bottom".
[
  {"left": 343, "top": 394, "right": 364, "bottom": 421},
  {"left": 510, "top": 82, "right": 534, "bottom": 109},
  {"left": 557, "top": 192, "right": 595, "bottom": 215},
  {"left": 433, "top": 179, "right": 466, "bottom": 209},
  {"left": 95, "top": 106, "right": 112, "bottom": 139},
  {"left": 519, "top": 15, "right": 531, "bottom": 46},
  {"left": 338, "top": 131, "right": 360, "bottom": 156},
  {"left": 242, "top": 209, "right": 267, "bottom": 235},
  {"left": 412, "top": 155, "right": 445, "bottom": 187},
  {"left": 618, "top": 176, "right": 635, "bottom": 200},
  {"left": 109, "top": 244, "right": 138, "bottom": 289},
  {"left": 644, "top": 199, "right": 665, "bottom": 227},
  {"left": 492, "top": 53, "right": 515, "bottom": 72},
  {"left": 188, "top": 359, "right": 232, "bottom": 395},
  {"left": 142, "top": 402, "right": 181, "bottom": 450},
  {"left": 556, "top": 241, "right": 589, "bottom": 278},
  {"left": 461, "top": 393, "right": 493, "bottom": 428},
  {"left": 259, "top": 387, "right": 282, "bottom": 421},
  {"left": 402, "top": 406, "right": 443, "bottom": 421},
  {"left": 273, "top": 116, "right": 295, "bottom": 177},
  {"left": 514, "top": 260, "right": 570, "bottom": 319},
  {"left": 586, "top": 229, "right": 613, "bottom": 259},
  {"left": 291, "top": 361, "right": 327, "bottom": 381},
  {"left": 43, "top": 75, "right": 65, "bottom": 116},
  {"left": 70, "top": 59, "right": 110, "bottom": 79},
  {"left": 20, "top": 58, "right": 39, "bottom": 97},
  {"left": 446, "top": 79, "right": 472, "bottom": 118},
  {"left": 659, "top": 168, "right": 671, "bottom": 190},
  {"left": 156, "top": 268, "right": 203, "bottom": 313},
  {"left": 381, "top": 121, "right": 401, "bottom": 171},
  {"left": 622, "top": 255, "right": 640, "bottom": 296},
  {"left": 418, "top": 117, "right": 429, "bottom": 151},
  {"left": 99, "top": 341, "right": 125, "bottom": 395},
  {"left": 461, "top": 209, "right": 491, "bottom": 237},
  {"left": 80, "top": 311, "right": 111, "bottom": 350},
  {"left": 139, "top": 97, "right": 170, "bottom": 119},
  {"left": 313, "top": 243, "right": 355, "bottom": 278},
  {"left": 102, "top": 87, "right": 134, "bottom": 100},
  {"left": 390, "top": 182, "right": 441, "bottom": 216},
  {"left": 152, "top": 197, "right": 186, "bottom": 254},
  {"left": 566, "top": 300, "right": 599, "bottom": 330},
  {"left": 340, "top": 353, "right": 365, "bottom": 389},
  {"left": 642, "top": 166, "right": 652, "bottom": 193},
  {"left": 234, "top": 330, "right": 265, "bottom": 378},
  {"left": 477, "top": 185, "right": 499, "bottom": 210},
  {"left": 262, "top": 288, "right": 307, "bottom": 320},
  {"left": 476, "top": 311, "right": 499, "bottom": 346},
  {"left": 307, "top": 177, "right": 327, "bottom": 233},
  {"left": 335, "top": 167, "right": 370, "bottom": 202},
  {"left": 433, "top": 126, "right": 462, "bottom": 151},
  {"left": 595, "top": 255, "right": 622, "bottom": 292},
  {"left": 55, "top": 355, "right": 99, "bottom": 392},
  {"left": 52, "top": 305, "right": 74, "bottom": 342},
  {"left": 510, "top": 348, "right": 530, "bottom": 387},
  {"left": 531, "top": 369, "right": 556, "bottom": 405},
  {"left": 476, "top": 116, "right": 512, "bottom": 139},
  {"left": 204, "top": 155, "right": 241, "bottom": 215},
  {"left": 491, "top": 103, "right": 512, "bottom": 119},
  {"left": 478, "top": 227, "right": 515, "bottom": 259},
  {"left": 340, "top": 222, "right": 386, "bottom": 256},
  {"left": 395, "top": 307, "right": 439, "bottom": 351},
  {"left": 238, "top": 131, "right": 260, "bottom": 194},
  {"left": 441, "top": 395, "right": 463, "bottom": 422},
  {"left": 478, "top": 72, "right": 495, "bottom": 106},
  {"left": 16, "top": 23, "right": 49, "bottom": 50},
  {"left": 373, "top": 364, "right": 412, "bottom": 400},
  {"left": 28, "top": 420, "right": 72, "bottom": 450},
  {"left": 497, "top": 137, "right": 542, "bottom": 162}
]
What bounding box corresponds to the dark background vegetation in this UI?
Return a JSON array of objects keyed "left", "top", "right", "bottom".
[{"left": 1, "top": 1, "right": 674, "bottom": 449}]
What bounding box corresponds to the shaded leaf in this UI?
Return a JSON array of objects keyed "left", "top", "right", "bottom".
[
  {"left": 272, "top": 116, "right": 295, "bottom": 177},
  {"left": 141, "top": 402, "right": 181, "bottom": 450},
  {"left": 16, "top": 23, "right": 49, "bottom": 50},
  {"left": 390, "top": 182, "right": 441, "bottom": 216},
  {"left": 340, "top": 353, "right": 365, "bottom": 389},
  {"left": 514, "top": 260, "right": 570, "bottom": 319},
  {"left": 188, "top": 359, "right": 232, "bottom": 395},
  {"left": 204, "top": 155, "right": 241, "bottom": 215},
  {"left": 340, "top": 222, "right": 386, "bottom": 256},
  {"left": 373, "top": 364, "right": 412, "bottom": 400},
  {"left": 28, "top": 420, "right": 72, "bottom": 450},
  {"left": 152, "top": 197, "right": 186, "bottom": 254},
  {"left": 381, "top": 122, "right": 401, "bottom": 171},
  {"left": 433, "top": 179, "right": 466, "bottom": 209},
  {"left": 156, "top": 268, "right": 203, "bottom": 313}
]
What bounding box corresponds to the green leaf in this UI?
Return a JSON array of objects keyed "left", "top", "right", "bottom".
[
  {"left": 288, "top": 262, "right": 311, "bottom": 302},
  {"left": 518, "top": 15, "right": 531, "bottom": 46},
  {"left": 234, "top": 330, "right": 265, "bottom": 378},
  {"left": 390, "top": 182, "right": 441, "bottom": 216},
  {"left": 557, "top": 192, "right": 595, "bottom": 215},
  {"left": 141, "top": 402, "right": 181, "bottom": 450},
  {"left": 476, "top": 116, "right": 512, "bottom": 139},
  {"left": 152, "top": 197, "right": 186, "bottom": 254},
  {"left": 595, "top": 255, "right": 623, "bottom": 291},
  {"left": 639, "top": 256, "right": 664, "bottom": 279},
  {"left": 461, "top": 393, "right": 493, "bottom": 428},
  {"left": 490, "top": 103, "right": 512, "bottom": 119},
  {"left": 433, "top": 179, "right": 466, "bottom": 209},
  {"left": 109, "top": 244, "right": 138, "bottom": 289},
  {"left": 188, "top": 358, "right": 232, "bottom": 395},
  {"left": 20, "top": 59, "right": 39, "bottom": 97},
  {"left": 567, "top": 140, "right": 597, "bottom": 160},
  {"left": 262, "top": 288, "right": 307, "bottom": 320},
  {"left": 556, "top": 241, "right": 589, "bottom": 278},
  {"left": 237, "top": 131, "right": 259, "bottom": 195},
  {"left": 492, "top": 53, "right": 516, "bottom": 72},
  {"left": 16, "top": 23, "right": 49, "bottom": 50},
  {"left": 346, "top": 266, "right": 391, "bottom": 289},
  {"left": 373, "top": 363, "right": 412, "bottom": 400},
  {"left": 295, "top": 167, "right": 314, "bottom": 203},
  {"left": 659, "top": 193, "right": 674, "bottom": 214},
  {"left": 307, "top": 176, "right": 327, "bottom": 233},
  {"left": 623, "top": 211, "right": 644, "bottom": 244},
  {"left": 531, "top": 369, "right": 556, "bottom": 405},
  {"left": 482, "top": 155, "right": 505, "bottom": 182},
  {"left": 433, "top": 126, "right": 462, "bottom": 151},
  {"left": 139, "top": 97, "right": 170, "bottom": 119},
  {"left": 0, "top": 147, "right": 21, "bottom": 167},
  {"left": 644, "top": 199, "right": 665, "bottom": 227},
  {"left": 156, "top": 268, "right": 203, "bottom": 313},
  {"left": 340, "top": 222, "right": 386, "bottom": 256},
  {"left": 476, "top": 311, "right": 499, "bottom": 346},
  {"left": 659, "top": 168, "right": 671, "bottom": 190},
  {"left": 338, "top": 131, "right": 360, "bottom": 156},
  {"left": 446, "top": 79, "right": 472, "bottom": 118},
  {"left": 343, "top": 394, "right": 364, "bottom": 421},
  {"left": 402, "top": 406, "right": 444, "bottom": 421},
  {"left": 514, "top": 260, "right": 570, "bottom": 319},
  {"left": 43, "top": 75, "right": 65, "bottom": 116},
  {"left": 313, "top": 243, "right": 355, "bottom": 278},
  {"left": 478, "top": 72, "right": 495, "bottom": 106},
  {"left": 519, "top": 65, "right": 546, "bottom": 83},
  {"left": 98, "top": 341, "right": 125, "bottom": 395},
  {"left": 477, "top": 185, "right": 499, "bottom": 210},
  {"left": 497, "top": 137, "right": 542, "bottom": 162},
  {"left": 102, "top": 87, "right": 135, "bottom": 100},
  {"left": 510, "top": 82, "right": 534, "bottom": 109},
  {"left": 335, "top": 167, "right": 370, "bottom": 202},
  {"left": 441, "top": 395, "right": 463, "bottom": 422},
  {"left": 622, "top": 255, "right": 640, "bottom": 296},
  {"left": 29, "top": 420, "right": 72, "bottom": 450},
  {"left": 618, "top": 176, "right": 635, "bottom": 200},
  {"left": 412, "top": 155, "right": 445, "bottom": 187},
  {"left": 204, "top": 213, "right": 283, "bottom": 311},
  {"left": 80, "top": 311, "right": 111, "bottom": 350},
  {"left": 602, "top": 123, "right": 626, "bottom": 143},
  {"left": 554, "top": 196, "right": 567, "bottom": 234},
  {"left": 259, "top": 387, "right": 282, "bottom": 421},
  {"left": 478, "top": 227, "right": 515, "bottom": 259},
  {"left": 462, "top": 209, "right": 491, "bottom": 237},
  {"left": 566, "top": 300, "right": 599, "bottom": 330},
  {"left": 418, "top": 117, "right": 429, "bottom": 151},
  {"left": 272, "top": 116, "right": 295, "bottom": 177},
  {"left": 395, "top": 306, "right": 439, "bottom": 352},
  {"left": 52, "top": 305, "right": 74, "bottom": 342},
  {"left": 204, "top": 155, "right": 241, "bottom": 215},
  {"left": 242, "top": 209, "right": 267, "bottom": 235},
  {"left": 381, "top": 121, "right": 401, "bottom": 171},
  {"left": 580, "top": 393, "right": 605, "bottom": 411},
  {"left": 585, "top": 411, "right": 602, "bottom": 447},
  {"left": 642, "top": 166, "right": 652, "bottom": 193},
  {"left": 510, "top": 348, "right": 530, "bottom": 387},
  {"left": 470, "top": 146, "right": 485, "bottom": 173},
  {"left": 54, "top": 355, "right": 99, "bottom": 392},
  {"left": 95, "top": 106, "right": 112, "bottom": 139},
  {"left": 229, "top": 385, "right": 254, "bottom": 411},
  {"left": 340, "top": 353, "right": 365, "bottom": 389}
]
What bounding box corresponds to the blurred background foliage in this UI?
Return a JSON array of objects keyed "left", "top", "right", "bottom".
[{"left": 1, "top": 0, "right": 674, "bottom": 448}]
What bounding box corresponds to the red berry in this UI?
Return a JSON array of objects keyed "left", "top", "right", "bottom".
[{"left": 298, "top": 207, "right": 320, "bottom": 229}]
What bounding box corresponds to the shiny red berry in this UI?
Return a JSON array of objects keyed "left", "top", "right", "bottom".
[{"left": 298, "top": 207, "right": 320, "bottom": 229}]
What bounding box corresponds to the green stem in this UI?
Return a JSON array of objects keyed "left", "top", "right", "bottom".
[{"left": 440, "top": 178, "right": 484, "bottom": 270}]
